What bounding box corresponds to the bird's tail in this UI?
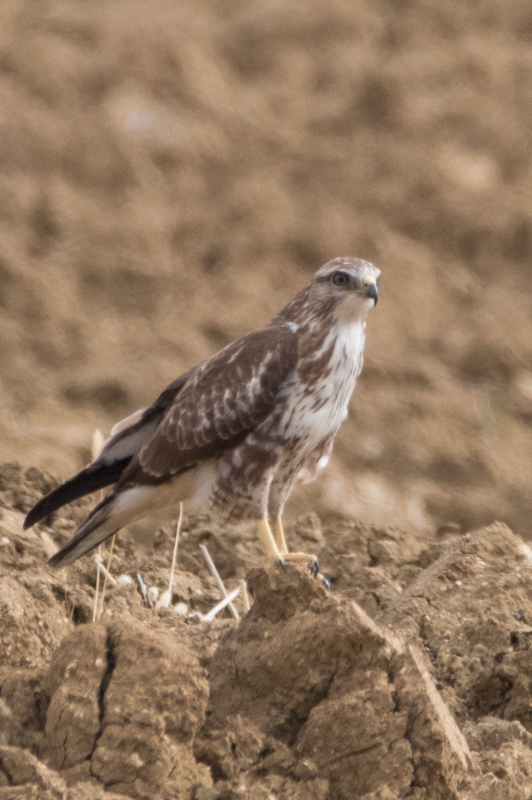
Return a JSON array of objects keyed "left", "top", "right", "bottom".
[
  {"left": 24, "top": 459, "right": 130, "bottom": 530},
  {"left": 47, "top": 485, "right": 161, "bottom": 569}
]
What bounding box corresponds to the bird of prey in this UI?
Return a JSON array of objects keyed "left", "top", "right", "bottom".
[{"left": 25, "top": 257, "right": 380, "bottom": 572}]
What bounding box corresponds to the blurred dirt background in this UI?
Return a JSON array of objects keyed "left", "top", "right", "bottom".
[
  {"left": 3, "top": 1, "right": 532, "bottom": 798},
  {"left": 2, "top": 0, "right": 532, "bottom": 537}
]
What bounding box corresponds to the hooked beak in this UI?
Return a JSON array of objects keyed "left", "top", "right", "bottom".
[{"left": 363, "top": 276, "right": 378, "bottom": 305}]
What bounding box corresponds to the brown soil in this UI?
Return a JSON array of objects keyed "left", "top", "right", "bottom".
[
  {"left": 2, "top": 1, "right": 532, "bottom": 798},
  {"left": 3, "top": 464, "right": 532, "bottom": 799}
]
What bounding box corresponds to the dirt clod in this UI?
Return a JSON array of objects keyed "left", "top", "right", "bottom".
[
  {"left": 198, "top": 565, "right": 470, "bottom": 799},
  {"left": 4, "top": 465, "right": 532, "bottom": 797},
  {"left": 39, "top": 621, "right": 210, "bottom": 798}
]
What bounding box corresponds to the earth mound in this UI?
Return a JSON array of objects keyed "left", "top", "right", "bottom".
[{"left": 2, "top": 464, "right": 532, "bottom": 799}]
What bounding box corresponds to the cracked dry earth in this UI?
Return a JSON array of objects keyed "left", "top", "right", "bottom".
[{"left": 2, "top": 464, "right": 532, "bottom": 799}]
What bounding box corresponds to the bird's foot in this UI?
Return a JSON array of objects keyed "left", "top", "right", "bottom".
[
  {"left": 280, "top": 551, "right": 330, "bottom": 589},
  {"left": 281, "top": 550, "right": 318, "bottom": 573}
]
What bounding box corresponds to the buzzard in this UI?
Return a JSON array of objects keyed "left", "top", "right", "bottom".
[{"left": 25, "top": 257, "right": 380, "bottom": 573}]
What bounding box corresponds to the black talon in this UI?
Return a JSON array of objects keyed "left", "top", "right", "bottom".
[
  {"left": 310, "top": 559, "right": 320, "bottom": 578},
  {"left": 320, "top": 575, "right": 331, "bottom": 591},
  {"left": 278, "top": 558, "right": 286, "bottom": 571}
]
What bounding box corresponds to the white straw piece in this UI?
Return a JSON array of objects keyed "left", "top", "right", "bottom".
[
  {"left": 90, "top": 430, "right": 106, "bottom": 623},
  {"left": 199, "top": 544, "right": 240, "bottom": 620},
  {"left": 165, "top": 503, "right": 183, "bottom": 606},
  {"left": 241, "top": 580, "right": 251, "bottom": 612},
  {"left": 94, "top": 554, "right": 118, "bottom": 587},
  {"left": 93, "top": 545, "right": 102, "bottom": 623},
  {"left": 202, "top": 586, "right": 241, "bottom": 623},
  {"left": 157, "top": 589, "right": 171, "bottom": 610}
]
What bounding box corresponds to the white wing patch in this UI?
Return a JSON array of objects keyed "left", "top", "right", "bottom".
[
  {"left": 110, "top": 408, "right": 146, "bottom": 437},
  {"left": 98, "top": 414, "right": 159, "bottom": 464}
]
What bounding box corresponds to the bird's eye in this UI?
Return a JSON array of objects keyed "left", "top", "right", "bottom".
[{"left": 331, "top": 272, "right": 349, "bottom": 287}]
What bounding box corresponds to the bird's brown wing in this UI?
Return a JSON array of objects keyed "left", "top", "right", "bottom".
[
  {"left": 24, "top": 368, "right": 197, "bottom": 529},
  {"left": 122, "top": 322, "right": 298, "bottom": 485}
]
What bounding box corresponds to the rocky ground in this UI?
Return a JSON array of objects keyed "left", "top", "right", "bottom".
[{"left": 2, "top": 463, "right": 532, "bottom": 799}]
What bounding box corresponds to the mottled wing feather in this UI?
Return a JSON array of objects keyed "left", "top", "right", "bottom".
[
  {"left": 134, "top": 323, "right": 297, "bottom": 480},
  {"left": 24, "top": 367, "right": 197, "bottom": 529},
  {"left": 96, "top": 367, "right": 196, "bottom": 464}
]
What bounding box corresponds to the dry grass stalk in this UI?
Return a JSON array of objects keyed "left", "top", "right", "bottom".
[
  {"left": 94, "top": 553, "right": 118, "bottom": 587},
  {"left": 168, "top": 502, "right": 183, "bottom": 597},
  {"left": 199, "top": 544, "right": 240, "bottom": 620},
  {"left": 90, "top": 430, "right": 106, "bottom": 623},
  {"left": 202, "top": 586, "right": 241, "bottom": 622},
  {"left": 64, "top": 573, "right": 74, "bottom": 624},
  {"left": 158, "top": 503, "right": 184, "bottom": 609},
  {"left": 241, "top": 579, "right": 251, "bottom": 612},
  {"left": 92, "top": 552, "right": 102, "bottom": 623},
  {"left": 98, "top": 534, "right": 116, "bottom": 619}
]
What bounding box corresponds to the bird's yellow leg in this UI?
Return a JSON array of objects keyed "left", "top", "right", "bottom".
[
  {"left": 271, "top": 517, "right": 319, "bottom": 577},
  {"left": 257, "top": 518, "right": 283, "bottom": 561},
  {"left": 271, "top": 517, "right": 288, "bottom": 555}
]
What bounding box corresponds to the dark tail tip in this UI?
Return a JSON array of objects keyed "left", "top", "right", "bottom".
[
  {"left": 23, "top": 459, "right": 129, "bottom": 531},
  {"left": 24, "top": 505, "right": 44, "bottom": 531},
  {"left": 47, "top": 547, "right": 76, "bottom": 570},
  {"left": 24, "top": 493, "right": 63, "bottom": 530},
  {"left": 45, "top": 493, "right": 118, "bottom": 570},
  {"left": 47, "top": 552, "right": 63, "bottom": 570}
]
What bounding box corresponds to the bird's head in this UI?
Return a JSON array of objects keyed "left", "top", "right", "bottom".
[
  {"left": 276, "top": 256, "right": 381, "bottom": 328},
  {"left": 311, "top": 257, "right": 380, "bottom": 321}
]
